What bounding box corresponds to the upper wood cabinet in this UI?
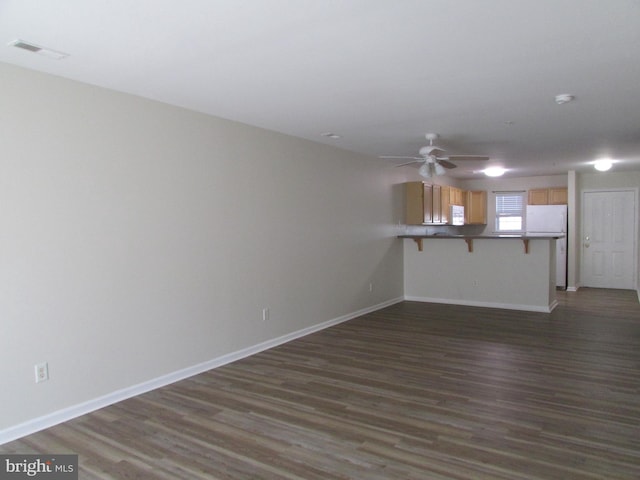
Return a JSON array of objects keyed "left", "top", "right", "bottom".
[
  {"left": 549, "top": 187, "right": 568, "bottom": 205},
  {"left": 432, "top": 184, "right": 442, "bottom": 223},
  {"left": 528, "top": 187, "right": 568, "bottom": 205},
  {"left": 528, "top": 189, "right": 548, "bottom": 205},
  {"left": 465, "top": 190, "right": 487, "bottom": 225},
  {"left": 405, "top": 182, "right": 451, "bottom": 225},
  {"left": 405, "top": 182, "right": 428, "bottom": 224},
  {"left": 440, "top": 185, "right": 450, "bottom": 224},
  {"left": 449, "top": 186, "right": 464, "bottom": 206}
]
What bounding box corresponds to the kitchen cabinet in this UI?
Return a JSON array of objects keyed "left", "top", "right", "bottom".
[
  {"left": 440, "top": 185, "right": 450, "bottom": 224},
  {"left": 432, "top": 184, "right": 442, "bottom": 223},
  {"left": 528, "top": 187, "right": 567, "bottom": 205},
  {"left": 549, "top": 187, "right": 568, "bottom": 205},
  {"left": 405, "top": 182, "right": 450, "bottom": 225},
  {"left": 406, "top": 182, "right": 429, "bottom": 224},
  {"left": 449, "top": 187, "right": 464, "bottom": 206},
  {"left": 528, "top": 189, "right": 548, "bottom": 205},
  {"left": 465, "top": 190, "right": 487, "bottom": 224}
]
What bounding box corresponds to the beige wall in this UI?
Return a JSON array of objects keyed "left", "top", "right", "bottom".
[{"left": 0, "top": 63, "right": 404, "bottom": 435}]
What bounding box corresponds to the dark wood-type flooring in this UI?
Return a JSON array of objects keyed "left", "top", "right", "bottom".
[{"left": 2, "top": 288, "right": 639, "bottom": 479}]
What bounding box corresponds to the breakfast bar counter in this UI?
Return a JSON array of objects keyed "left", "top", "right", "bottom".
[
  {"left": 398, "top": 233, "right": 563, "bottom": 253},
  {"left": 400, "top": 234, "right": 562, "bottom": 312}
]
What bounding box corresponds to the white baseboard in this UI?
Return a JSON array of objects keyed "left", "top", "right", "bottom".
[
  {"left": 404, "top": 295, "right": 556, "bottom": 313},
  {"left": 0, "top": 297, "right": 404, "bottom": 446},
  {"left": 566, "top": 282, "right": 581, "bottom": 292}
]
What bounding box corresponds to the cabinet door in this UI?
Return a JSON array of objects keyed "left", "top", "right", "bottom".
[
  {"left": 466, "top": 190, "right": 487, "bottom": 224},
  {"left": 432, "top": 185, "right": 441, "bottom": 223},
  {"left": 441, "top": 186, "right": 450, "bottom": 224},
  {"left": 449, "top": 187, "right": 463, "bottom": 206},
  {"left": 528, "top": 189, "right": 549, "bottom": 205},
  {"left": 405, "top": 182, "right": 425, "bottom": 225},
  {"left": 423, "top": 183, "right": 433, "bottom": 223},
  {"left": 549, "top": 187, "right": 568, "bottom": 205}
]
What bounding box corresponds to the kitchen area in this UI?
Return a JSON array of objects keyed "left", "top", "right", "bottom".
[{"left": 399, "top": 181, "right": 568, "bottom": 312}]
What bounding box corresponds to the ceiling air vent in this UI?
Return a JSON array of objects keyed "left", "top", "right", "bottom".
[{"left": 8, "top": 39, "right": 69, "bottom": 60}]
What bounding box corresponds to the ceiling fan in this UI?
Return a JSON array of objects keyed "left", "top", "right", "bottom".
[{"left": 381, "top": 133, "right": 489, "bottom": 178}]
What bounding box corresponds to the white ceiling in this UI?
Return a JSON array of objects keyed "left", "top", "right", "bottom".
[{"left": 1, "top": 0, "right": 640, "bottom": 178}]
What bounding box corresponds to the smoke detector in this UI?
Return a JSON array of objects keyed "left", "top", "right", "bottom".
[
  {"left": 321, "top": 132, "right": 341, "bottom": 140},
  {"left": 554, "top": 94, "right": 575, "bottom": 105}
]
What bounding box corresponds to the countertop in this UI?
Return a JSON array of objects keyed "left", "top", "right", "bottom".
[
  {"left": 398, "top": 233, "right": 563, "bottom": 253},
  {"left": 398, "top": 233, "right": 564, "bottom": 239}
]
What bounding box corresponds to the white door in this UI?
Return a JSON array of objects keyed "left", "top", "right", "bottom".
[{"left": 582, "top": 190, "right": 637, "bottom": 289}]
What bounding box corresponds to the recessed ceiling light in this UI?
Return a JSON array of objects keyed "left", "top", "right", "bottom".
[
  {"left": 321, "top": 132, "right": 341, "bottom": 140},
  {"left": 593, "top": 159, "right": 613, "bottom": 172},
  {"left": 554, "top": 94, "right": 575, "bottom": 105},
  {"left": 483, "top": 167, "right": 507, "bottom": 177},
  {"left": 8, "top": 39, "right": 69, "bottom": 60}
]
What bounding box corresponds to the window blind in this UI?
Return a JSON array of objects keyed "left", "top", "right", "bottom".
[
  {"left": 496, "top": 193, "right": 524, "bottom": 216},
  {"left": 495, "top": 191, "right": 526, "bottom": 231}
]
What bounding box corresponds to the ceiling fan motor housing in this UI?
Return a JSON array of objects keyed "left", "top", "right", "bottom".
[{"left": 419, "top": 145, "right": 443, "bottom": 156}]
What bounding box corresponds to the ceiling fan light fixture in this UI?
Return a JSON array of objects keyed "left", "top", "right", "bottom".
[
  {"left": 418, "top": 163, "right": 432, "bottom": 178},
  {"left": 483, "top": 167, "right": 506, "bottom": 177},
  {"left": 386, "top": 133, "right": 488, "bottom": 176},
  {"left": 593, "top": 159, "right": 613, "bottom": 172},
  {"left": 434, "top": 163, "right": 446, "bottom": 176}
]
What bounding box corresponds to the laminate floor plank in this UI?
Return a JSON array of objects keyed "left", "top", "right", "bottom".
[{"left": 2, "top": 288, "right": 639, "bottom": 479}]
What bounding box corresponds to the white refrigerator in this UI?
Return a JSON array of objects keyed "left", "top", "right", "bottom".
[{"left": 526, "top": 205, "right": 567, "bottom": 288}]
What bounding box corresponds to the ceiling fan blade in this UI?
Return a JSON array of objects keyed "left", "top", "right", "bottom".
[
  {"left": 437, "top": 159, "right": 457, "bottom": 169},
  {"left": 393, "top": 159, "right": 425, "bottom": 167},
  {"left": 445, "top": 155, "right": 490, "bottom": 162},
  {"left": 380, "top": 155, "right": 423, "bottom": 159}
]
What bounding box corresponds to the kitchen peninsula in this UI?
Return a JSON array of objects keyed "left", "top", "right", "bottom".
[{"left": 400, "top": 234, "right": 563, "bottom": 312}]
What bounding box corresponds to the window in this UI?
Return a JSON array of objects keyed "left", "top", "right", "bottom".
[{"left": 495, "top": 191, "right": 525, "bottom": 232}]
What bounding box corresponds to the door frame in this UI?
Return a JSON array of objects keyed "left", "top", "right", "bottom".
[{"left": 580, "top": 187, "right": 638, "bottom": 290}]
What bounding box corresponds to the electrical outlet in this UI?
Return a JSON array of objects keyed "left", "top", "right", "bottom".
[
  {"left": 262, "top": 308, "right": 270, "bottom": 322},
  {"left": 472, "top": 279, "right": 479, "bottom": 287},
  {"left": 35, "top": 362, "right": 49, "bottom": 383}
]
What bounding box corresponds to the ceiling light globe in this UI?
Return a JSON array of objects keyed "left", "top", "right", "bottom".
[
  {"left": 483, "top": 167, "right": 506, "bottom": 177},
  {"left": 594, "top": 159, "right": 613, "bottom": 172},
  {"left": 419, "top": 163, "right": 432, "bottom": 178}
]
